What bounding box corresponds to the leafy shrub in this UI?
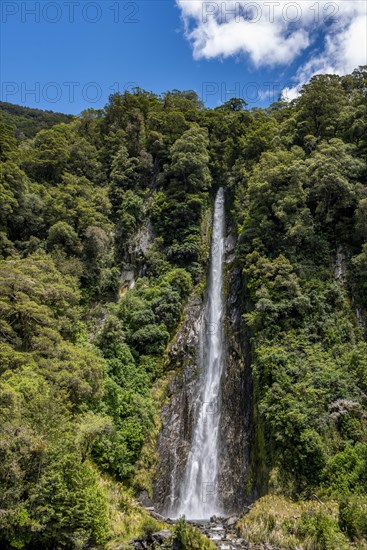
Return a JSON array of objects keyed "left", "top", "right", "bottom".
[
  {"left": 47, "top": 221, "right": 81, "bottom": 255},
  {"left": 163, "top": 268, "right": 193, "bottom": 299},
  {"left": 339, "top": 496, "right": 367, "bottom": 540},
  {"left": 297, "top": 510, "right": 348, "bottom": 550},
  {"left": 130, "top": 323, "right": 170, "bottom": 355},
  {"left": 237, "top": 496, "right": 349, "bottom": 550},
  {"left": 172, "top": 518, "right": 216, "bottom": 550},
  {"left": 323, "top": 443, "right": 367, "bottom": 496},
  {"left": 140, "top": 516, "right": 160, "bottom": 537}
]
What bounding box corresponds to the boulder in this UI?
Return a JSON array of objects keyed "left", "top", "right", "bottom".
[
  {"left": 149, "top": 510, "right": 171, "bottom": 523},
  {"left": 152, "top": 530, "right": 171, "bottom": 543},
  {"left": 226, "top": 515, "right": 239, "bottom": 526},
  {"left": 138, "top": 490, "right": 154, "bottom": 508}
]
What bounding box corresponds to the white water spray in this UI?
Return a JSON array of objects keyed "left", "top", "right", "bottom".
[{"left": 174, "top": 187, "right": 226, "bottom": 519}]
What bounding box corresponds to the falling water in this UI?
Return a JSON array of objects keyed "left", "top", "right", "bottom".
[{"left": 174, "top": 187, "right": 226, "bottom": 519}]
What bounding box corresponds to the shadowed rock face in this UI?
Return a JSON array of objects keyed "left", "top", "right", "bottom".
[
  {"left": 153, "top": 295, "right": 204, "bottom": 514},
  {"left": 153, "top": 238, "right": 252, "bottom": 516},
  {"left": 217, "top": 264, "right": 253, "bottom": 514}
]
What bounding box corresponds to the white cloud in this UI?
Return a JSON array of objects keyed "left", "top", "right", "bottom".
[{"left": 177, "top": 0, "right": 367, "bottom": 96}]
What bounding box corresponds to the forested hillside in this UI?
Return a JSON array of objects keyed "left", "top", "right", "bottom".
[
  {"left": 0, "top": 102, "right": 74, "bottom": 140},
  {"left": 0, "top": 68, "right": 366, "bottom": 549}
]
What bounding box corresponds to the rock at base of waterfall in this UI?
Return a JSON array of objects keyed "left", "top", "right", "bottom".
[
  {"left": 137, "top": 490, "right": 154, "bottom": 508},
  {"left": 226, "top": 515, "right": 239, "bottom": 526},
  {"left": 130, "top": 529, "right": 171, "bottom": 549},
  {"left": 149, "top": 510, "right": 174, "bottom": 524},
  {"left": 151, "top": 530, "right": 171, "bottom": 542}
]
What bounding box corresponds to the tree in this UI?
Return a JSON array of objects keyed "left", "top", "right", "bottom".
[
  {"left": 216, "top": 97, "right": 247, "bottom": 112},
  {"left": 163, "top": 268, "right": 193, "bottom": 300},
  {"left": 0, "top": 121, "right": 18, "bottom": 162},
  {"left": 295, "top": 74, "right": 347, "bottom": 142},
  {"left": 47, "top": 221, "right": 81, "bottom": 255},
  {"left": 116, "top": 190, "right": 145, "bottom": 240},
  {"left": 24, "top": 124, "right": 71, "bottom": 181},
  {"left": 168, "top": 124, "right": 212, "bottom": 193},
  {"left": 110, "top": 147, "right": 153, "bottom": 210},
  {"left": 45, "top": 172, "right": 112, "bottom": 234},
  {"left": 240, "top": 146, "right": 313, "bottom": 254},
  {"left": 163, "top": 89, "right": 204, "bottom": 116},
  {"left": 0, "top": 162, "right": 28, "bottom": 232},
  {"left": 306, "top": 139, "right": 364, "bottom": 233},
  {"left": 82, "top": 226, "right": 116, "bottom": 293},
  {"left": 0, "top": 374, "right": 109, "bottom": 548}
]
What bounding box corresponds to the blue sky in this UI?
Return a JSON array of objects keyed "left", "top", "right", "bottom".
[{"left": 1, "top": 1, "right": 366, "bottom": 114}]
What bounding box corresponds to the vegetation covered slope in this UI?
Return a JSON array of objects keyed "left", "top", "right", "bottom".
[
  {"left": 234, "top": 71, "right": 367, "bottom": 494},
  {"left": 232, "top": 69, "right": 367, "bottom": 547},
  {"left": 0, "top": 68, "right": 366, "bottom": 548},
  {"left": 0, "top": 101, "right": 74, "bottom": 140}
]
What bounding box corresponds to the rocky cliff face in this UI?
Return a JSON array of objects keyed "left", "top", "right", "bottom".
[
  {"left": 153, "top": 235, "right": 252, "bottom": 516},
  {"left": 153, "top": 294, "right": 205, "bottom": 514},
  {"left": 217, "top": 253, "right": 253, "bottom": 514}
]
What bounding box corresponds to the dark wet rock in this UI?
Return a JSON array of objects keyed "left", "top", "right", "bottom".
[
  {"left": 226, "top": 515, "right": 239, "bottom": 526},
  {"left": 210, "top": 515, "right": 221, "bottom": 523},
  {"left": 130, "top": 529, "right": 171, "bottom": 549},
  {"left": 148, "top": 510, "right": 174, "bottom": 524},
  {"left": 217, "top": 260, "right": 253, "bottom": 513},
  {"left": 152, "top": 530, "right": 171, "bottom": 542},
  {"left": 190, "top": 519, "right": 284, "bottom": 549},
  {"left": 186, "top": 519, "right": 246, "bottom": 548},
  {"left": 138, "top": 490, "right": 154, "bottom": 508},
  {"left": 128, "top": 517, "right": 283, "bottom": 550},
  {"left": 153, "top": 293, "right": 205, "bottom": 513}
]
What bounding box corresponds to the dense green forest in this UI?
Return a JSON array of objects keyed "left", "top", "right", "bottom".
[
  {"left": 0, "top": 102, "right": 74, "bottom": 140},
  {"left": 0, "top": 67, "right": 366, "bottom": 549}
]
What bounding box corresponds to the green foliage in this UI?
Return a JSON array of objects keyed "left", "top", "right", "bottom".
[
  {"left": 297, "top": 510, "right": 349, "bottom": 550},
  {"left": 294, "top": 74, "right": 347, "bottom": 142},
  {"left": 216, "top": 97, "right": 247, "bottom": 112},
  {"left": 0, "top": 102, "right": 74, "bottom": 140},
  {"left": 238, "top": 113, "right": 279, "bottom": 163},
  {"left": 234, "top": 67, "right": 367, "bottom": 513},
  {"left": 306, "top": 138, "right": 364, "bottom": 233},
  {"left": 0, "top": 252, "right": 110, "bottom": 547},
  {"left": 1, "top": 69, "right": 367, "bottom": 547},
  {"left": 0, "top": 364, "right": 109, "bottom": 549},
  {"left": 91, "top": 311, "right": 155, "bottom": 480},
  {"left": 339, "top": 496, "right": 367, "bottom": 540},
  {"left": 116, "top": 190, "right": 145, "bottom": 240},
  {"left": 0, "top": 120, "right": 18, "bottom": 161},
  {"left": 243, "top": 252, "right": 309, "bottom": 334},
  {"left": 47, "top": 221, "right": 81, "bottom": 255},
  {"left": 140, "top": 516, "right": 161, "bottom": 538},
  {"left": 323, "top": 444, "right": 367, "bottom": 496},
  {"left": 163, "top": 268, "right": 193, "bottom": 299},
  {"left": 168, "top": 124, "right": 211, "bottom": 193},
  {"left": 172, "top": 518, "right": 217, "bottom": 549},
  {"left": 238, "top": 496, "right": 350, "bottom": 550},
  {"left": 352, "top": 244, "right": 367, "bottom": 308}
]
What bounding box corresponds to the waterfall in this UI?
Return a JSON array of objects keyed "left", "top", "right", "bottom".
[{"left": 174, "top": 187, "right": 226, "bottom": 520}]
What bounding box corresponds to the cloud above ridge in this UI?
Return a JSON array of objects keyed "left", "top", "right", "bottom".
[{"left": 176, "top": 0, "right": 367, "bottom": 96}]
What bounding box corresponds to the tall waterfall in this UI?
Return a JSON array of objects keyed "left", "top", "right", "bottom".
[{"left": 175, "top": 187, "right": 226, "bottom": 519}]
